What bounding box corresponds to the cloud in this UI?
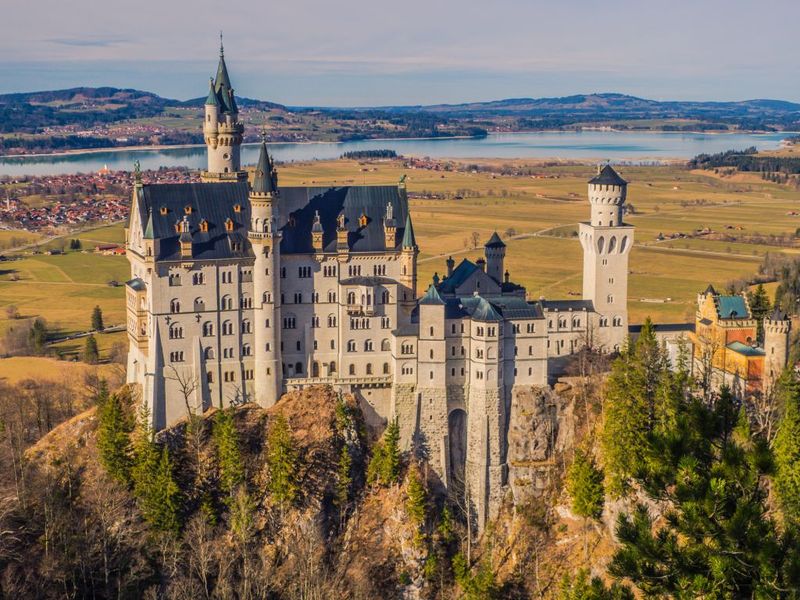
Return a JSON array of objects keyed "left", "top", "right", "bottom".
[{"left": 47, "top": 36, "right": 130, "bottom": 48}]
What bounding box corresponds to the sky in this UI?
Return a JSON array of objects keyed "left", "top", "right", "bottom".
[{"left": 1, "top": 0, "right": 799, "bottom": 106}]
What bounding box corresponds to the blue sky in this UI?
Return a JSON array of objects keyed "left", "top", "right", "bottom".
[{"left": 2, "top": 0, "right": 798, "bottom": 105}]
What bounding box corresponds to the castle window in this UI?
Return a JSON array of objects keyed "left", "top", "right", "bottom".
[
  {"left": 330, "top": 340, "right": 336, "bottom": 350},
  {"left": 241, "top": 295, "right": 252, "bottom": 309},
  {"left": 607, "top": 294, "right": 614, "bottom": 305},
  {"left": 169, "top": 324, "right": 183, "bottom": 339},
  {"left": 294, "top": 292, "right": 302, "bottom": 304},
  {"left": 613, "top": 316, "right": 622, "bottom": 327},
  {"left": 328, "top": 314, "right": 337, "bottom": 328},
  {"left": 194, "top": 298, "right": 205, "bottom": 311},
  {"left": 221, "top": 295, "right": 232, "bottom": 310},
  {"left": 381, "top": 317, "right": 391, "bottom": 329},
  {"left": 184, "top": 205, "right": 192, "bottom": 215},
  {"left": 347, "top": 340, "right": 356, "bottom": 352},
  {"left": 349, "top": 364, "right": 356, "bottom": 376},
  {"left": 529, "top": 346, "right": 533, "bottom": 356},
  {"left": 358, "top": 213, "right": 368, "bottom": 227},
  {"left": 242, "top": 344, "right": 251, "bottom": 357},
  {"left": 204, "top": 347, "right": 214, "bottom": 360},
  {"left": 296, "top": 340, "right": 301, "bottom": 351},
  {"left": 242, "top": 320, "right": 251, "bottom": 333},
  {"left": 207, "top": 371, "right": 213, "bottom": 384},
  {"left": 366, "top": 363, "right": 373, "bottom": 375},
  {"left": 233, "top": 204, "right": 241, "bottom": 213},
  {"left": 283, "top": 316, "right": 296, "bottom": 329},
  {"left": 170, "top": 299, "right": 180, "bottom": 313},
  {"left": 381, "top": 339, "right": 391, "bottom": 351},
  {"left": 311, "top": 316, "right": 319, "bottom": 328},
  {"left": 527, "top": 323, "right": 535, "bottom": 333},
  {"left": 199, "top": 219, "right": 209, "bottom": 233},
  {"left": 225, "top": 218, "right": 234, "bottom": 232},
  {"left": 281, "top": 267, "right": 286, "bottom": 278},
  {"left": 299, "top": 266, "right": 312, "bottom": 278},
  {"left": 169, "top": 273, "right": 181, "bottom": 286},
  {"left": 169, "top": 351, "right": 185, "bottom": 363},
  {"left": 222, "top": 321, "right": 233, "bottom": 335},
  {"left": 203, "top": 322, "right": 214, "bottom": 337},
  {"left": 364, "top": 339, "right": 374, "bottom": 352},
  {"left": 193, "top": 272, "right": 204, "bottom": 285},
  {"left": 160, "top": 206, "right": 168, "bottom": 216}
]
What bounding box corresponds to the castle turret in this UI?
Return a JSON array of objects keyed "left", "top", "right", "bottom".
[
  {"left": 201, "top": 37, "right": 246, "bottom": 183},
  {"left": 578, "top": 165, "right": 633, "bottom": 351},
  {"left": 249, "top": 140, "right": 282, "bottom": 406},
  {"left": 763, "top": 308, "right": 791, "bottom": 394},
  {"left": 484, "top": 232, "right": 505, "bottom": 284},
  {"left": 399, "top": 212, "right": 418, "bottom": 307}
]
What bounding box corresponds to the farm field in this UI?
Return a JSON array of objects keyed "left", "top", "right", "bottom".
[{"left": 0, "top": 158, "right": 797, "bottom": 359}]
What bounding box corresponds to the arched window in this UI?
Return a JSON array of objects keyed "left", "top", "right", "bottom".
[
  {"left": 312, "top": 362, "right": 320, "bottom": 377},
  {"left": 202, "top": 322, "right": 214, "bottom": 337},
  {"left": 366, "top": 363, "right": 373, "bottom": 375},
  {"left": 328, "top": 314, "right": 337, "bottom": 328},
  {"left": 347, "top": 340, "right": 356, "bottom": 352},
  {"left": 170, "top": 299, "right": 180, "bottom": 313},
  {"left": 364, "top": 339, "right": 373, "bottom": 351},
  {"left": 620, "top": 236, "right": 629, "bottom": 253},
  {"left": 204, "top": 347, "right": 214, "bottom": 360},
  {"left": 349, "top": 364, "right": 356, "bottom": 376},
  {"left": 242, "top": 344, "right": 251, "bottom": 356},
  {"left": 169, "top": 323, "right": 183, "bottom": 339},
  {"left": 597, "top": 236, "right": 605, "bottom": 254},
  {"left": 383, "top": 362, "right": 390, "bottom": 374},
  {"left": 381, "top": 339, "right": 390, "bottom": 351},
  {"left": 241, "top": 320, "right": 251, "bottom": 334},
  {"left": 295, "top": 362, "right": 303, "bottom": 375},
  {"left": 221, "top": 295, "right": 232, "bottom": 310},
  {"left": 347, "top": 291, "right": 356, "bottom": 305},
  {"left": 329, "top": 361, "right": 337, "bottom": 374},
  {"left": 194, "top": 297, "right": 205, "bottom": 311},
  {"left": 223, "top": 321, "right": 233, "bottom": 335},
  {"left": 608, "top": 236, "right": 617, "bottom": 253}
]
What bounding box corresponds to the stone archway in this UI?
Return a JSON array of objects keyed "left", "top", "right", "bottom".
[{"left": 448, "top": 409, "right": 467, "bottom": 486}]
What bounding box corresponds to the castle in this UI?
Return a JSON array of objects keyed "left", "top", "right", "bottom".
[{"left": 124, "top": 45, "right": 788, "bottom": 526}]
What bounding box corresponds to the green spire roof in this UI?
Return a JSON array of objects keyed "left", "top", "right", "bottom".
[
  {"left": 214, "top": 40, "right": 236, "bottom": 114},
  {"left": 485, "top": 231, "right": 505, "bottom": 248},
  {"left": 402, "top": 212, "right": 417, "bottom": 249},
  {"left": 252, "top": 141, "right": 277, "bottom": 194},
  {"left": 420, "top": 283, "right": 445, "bottom": 305},
  {"left": 143, "top": 210, "right": 154, "bottom": 240},
  {"left": 205, "top": 78, "right": 219, "bottom": 106}
]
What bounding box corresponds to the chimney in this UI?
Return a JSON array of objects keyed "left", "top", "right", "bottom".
[
  {"left": 446, "top": 256, "right": 455, "bottom": 277},
  {"left": 476, "top": 258, "right": 486, "bottom": 272}
]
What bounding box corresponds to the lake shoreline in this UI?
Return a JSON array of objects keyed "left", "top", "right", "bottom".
[{"left": 1, "top": 129, "right": 794, "bottom": 160}]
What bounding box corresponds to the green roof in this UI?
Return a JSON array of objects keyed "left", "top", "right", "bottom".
[
  {"left": 718, "top": 295, "right": 749, "bottom": 319},
  {"left": 402, "top": 212, "right": 417, "bottom": 248},
  {"left": 214, "top": 47, "right": 236, "bottom": 114},
  {"left": 143, "top": 211, "right": 154, "bottom": 239},
  {"left": 205, "top": 78, "right": 219, "bottom": 106},
  {"left": 419, "top": 283, "right": 445, "bottom": 305},
  {"left": 727, "top": 341, "right": 764, "bottom": 357}
]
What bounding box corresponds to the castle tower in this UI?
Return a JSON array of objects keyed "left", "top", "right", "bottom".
[
  {"left": 399, "top": 212, "right": 419, "bottom": 308},
  {"left": 249, "top": 140, "right": 283, "bottom": 406},
  {"left": 578, "top": 165, "right": 633, "bottom": 351},
  {"left": 763, "top": 308, "right": 791, "bottom": 394},
  {"left": 202, "top": 37, "right": 247, "bottom": 183},
  {"left": 484, "top": 232, "right": 506, "bottom": 284}
]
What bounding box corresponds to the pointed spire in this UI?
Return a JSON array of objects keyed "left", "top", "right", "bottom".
[
  {"left": 312, "top": 210, "right": 323, "bottom": 232},
  {"left": 143, "top": 209, "right": 154, "bottom": 239},
  {"left": 420, "top": 283, "right": 445, "bottom": 305},
  {"left": 252, "top": 139, "right": 277, "bottom": 194},
  {"left": 402, "top": 212, "right": 417, "bottom": 249},
  {"left": 485, "top": 231, "right": 505, "bottom": 248},
  {"left": 205, "top": 78, "right": 219, "bottom": 106},
  {"left": 213, "top": 33, "right": 235, "bottom": 113}
]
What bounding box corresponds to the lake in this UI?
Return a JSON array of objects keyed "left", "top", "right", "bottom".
[{"left": 0, "top": 131, "right": 791, "bottom": 177}]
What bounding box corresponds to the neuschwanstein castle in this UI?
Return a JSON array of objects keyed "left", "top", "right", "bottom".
[{"left": 124, "top": 45, "right": 789, "bottom": 526}]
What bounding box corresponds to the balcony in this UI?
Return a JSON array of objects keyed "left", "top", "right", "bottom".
[
  {"left": 347, "top": 304, "right": 376, "bottom": 316},
  {"left": 285, "top": 375, "right": 392, "bottom": 388}
]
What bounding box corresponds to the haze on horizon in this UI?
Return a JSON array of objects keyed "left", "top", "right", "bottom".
[{"left": 2, "top": 0, "right": 799, "bottom": 106}]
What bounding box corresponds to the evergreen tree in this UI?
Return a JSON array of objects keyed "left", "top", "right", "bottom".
[
  {"left": 747, "top": 283, "right": 771, "bottom": 343},
  {"left": 144, "top": 446, "right": 181, "bottom": 534},
  {"left": 83, "top": 334, "right": 99, "bottom": 364},
  {"left": 609, "top": 386, "right": 800, "bottom": 597},
  {"left": 367, "top": 419, "right": 402, "bottom": 487},
  {"left": 335, "top": 443, "right": 353, "bottom": 513},
  {"left": 266, "top": 414, "right": 299, "bottom": 512},
  {"left": 96, "top": 386, "right": 133, "bottom": 484},
  {"left": 774, "top": 371, "right": 800, "bottom": 526},
  {"left": 566, "top": 449, "right": 605, "bottom": 521},
  {"left": 600, "top": 318, "right": 678, "bottom": 496},
  {"left": 558, "top": 569, "right": 633, "bottom": 600},
  {"left": 406, "top": 464, "right": 428, "bottom": 548},
  {"left": 91, "top": 305, "right": 104, "bottom": 331},
  {"left": 212, "top": 408, "right": 245, "bottom": 500}
]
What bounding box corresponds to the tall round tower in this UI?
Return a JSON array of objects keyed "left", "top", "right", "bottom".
[
  {"left": 763, "top": 308, "right": 791, "bottom": 394},
  {"left": 201, "top": 38, "right": 246, "bottom": 183},
  {"left": 249, "top": 140, "right": 283, "bottom": 406},
  {"left": 484, "top": 232, "right": 506, "bottom": 284},
  {"left": 578, "top": 164, "right": 634, "bottom": 351}
]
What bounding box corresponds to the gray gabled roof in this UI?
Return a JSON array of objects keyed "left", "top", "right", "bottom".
[
  {"left": 438, "top": 259, "right": 479, "bottom": 294},
  {"left": 139, "top": 182, "right": 252, "bottom": 261},
  {"left": 126, "top": 277, "right": 146, "bottom": 292},
  {"left": 589, "top": 164, "right": 627, "bottom": 186},
  {"left": 541, "top": 299, "right": 595, "bottom": 312},
  {"left": 471, "top": 296, "right": 503, "bottom": 322},
  {"left": 485, "top": 231, "right": 505, "bottom": 248}
]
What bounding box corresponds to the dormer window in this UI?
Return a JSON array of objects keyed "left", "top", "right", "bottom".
[
  {"left": 199, "top": 219, "right": 209, "bottom": 233},
  {"left": 225, "top": 218, "right": 234, "bottom": 232},
  {"left": 160, "top": 206, "right": 168, "bottom": 216},
  {"left": 174, "top": 221, "right": 181, "bottom": 233},
  {"left": 358, "top": 213, "right": 369, "bottom": 227},
  {"left": 233, "top": 203, "right": 242, "bottom": 213},
  {"left": 184, "top": 205, "right": 193, "bottom": 215}
]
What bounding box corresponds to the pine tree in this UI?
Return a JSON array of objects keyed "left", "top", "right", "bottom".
[
  {"left": 266, "top": 414, "right": 299, "bottom": 512},
  {"left": 335, "top": 443, "right": 352, "bottom": 513},
  {"left": 406, "top": 464, "right": 428, "bottom": 548},
  {"left": 145, "top": 446, "right": 181, "bottom": 534},
  {"left": 212, "top": 408, "right": 245, "bottom": 500},
  {"left": 558, "top": 569, "right": 633, "bottom": 600},
  {"left": 774, "top": 371, "right": 800, "bottom": 526},
  {"left": 96, "top": 387, "right": 133, "bottom": 484},
  {"left": 91, "top": 305, "right": 104, "bottom": 332},
  {"left": 83, "top": 334, "right": 99, "bottom": 364},
  {"left": 566, "top": 449, "right": 604, "bottom": 521},
  {"left": 368, "top": 419, "right": 402, "bottom": 487},
  {"left": 747, "top": 283, "right": 771, "bottom": 343}
]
